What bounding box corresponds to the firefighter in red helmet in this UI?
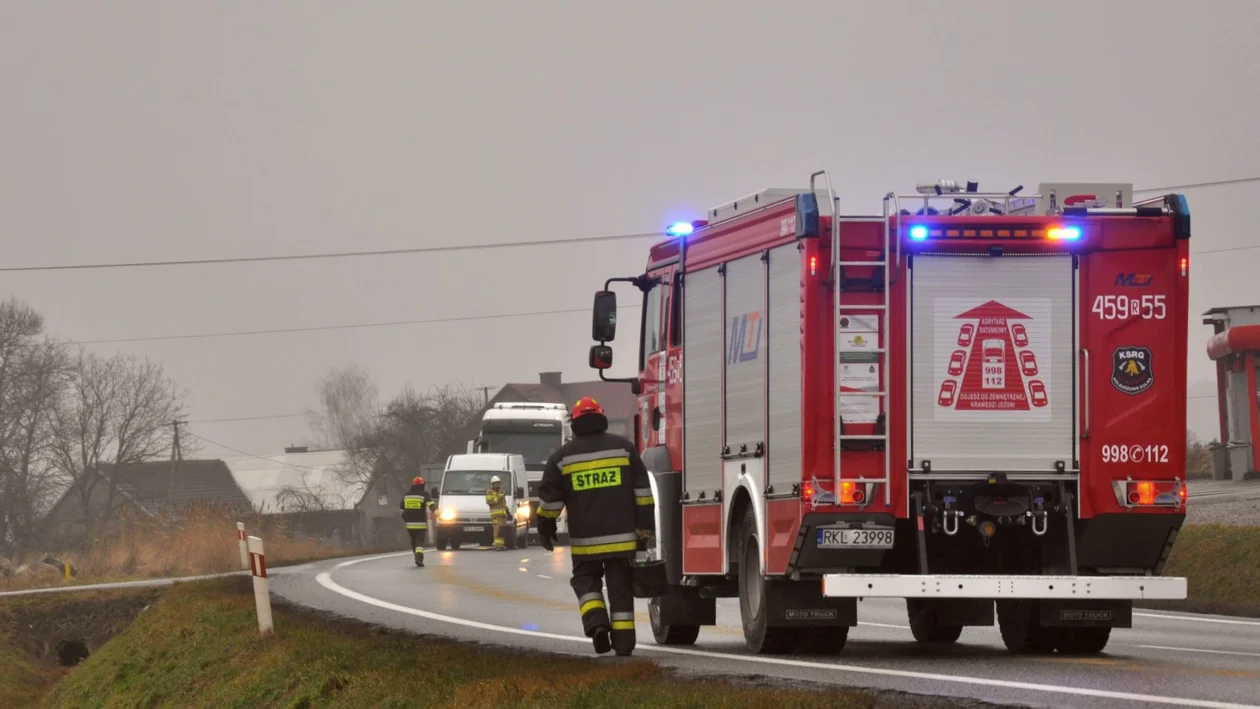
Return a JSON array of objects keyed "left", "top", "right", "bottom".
[
  {"left": 400, "top": 475, "right": 437, "bottom": 567},
  {"left": 536, "top": 396, "right": 656, "bottom": 656}
]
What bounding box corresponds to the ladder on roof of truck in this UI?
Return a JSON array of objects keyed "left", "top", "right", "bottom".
[{"left": 810, "top": 171, "right": 893, "bottom": 508}]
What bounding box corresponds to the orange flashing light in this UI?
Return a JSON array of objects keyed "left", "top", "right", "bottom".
[
  {"left": 1180, "top": 256, "right": 1188, "bottom": 277},
  {"left": 809, "top": 255, "right": 818, "bottom": 276},
  {"left": 802, "top": 483, "right": 814, "bottom": 501}
]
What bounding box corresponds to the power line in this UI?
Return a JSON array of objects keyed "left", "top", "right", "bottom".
[
  {"left": 0, "top": 230, "right": 661, "bottom": 274},
  {"left": 185, "top": 431, "right": 332, "bottom": 472},
  {"left": 76, "top": 305, "right": 635, "bottom": 345},
  {"left": 189, "top": 412, "right": 308, "bottom": 424},
  {"left": 1134, "top": 176, "right": 1260, "bottom": 194},
  {"left": 3, "top": 176, "right": 1257, "bottom": 275}
]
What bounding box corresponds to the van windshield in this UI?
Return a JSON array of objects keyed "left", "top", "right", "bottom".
[{"left": 442, "top": 471, "right": 503, "bottom": 496}]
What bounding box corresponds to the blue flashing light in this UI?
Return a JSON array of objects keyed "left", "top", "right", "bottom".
[
  {"left": 909, "top": 225, "right": 928, "bottom": 240},
  {"left": 666, "top": 221, "right": 695, "bottom": 238},
  {"left": 1061, "top": 226, "right": 1081, "bottom": 240}
]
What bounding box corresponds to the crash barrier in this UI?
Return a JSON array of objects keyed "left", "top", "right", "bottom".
[
  {"left": 247, "top": 535, "right": 274, "bottom": 636},
  {"left": 237, "top": 521, "right": 249, "bottom": 570}
]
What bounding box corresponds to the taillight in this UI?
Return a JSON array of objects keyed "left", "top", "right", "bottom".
[
  {"left": 839, "top": 481, "right": 866, "bottom": 505},
  {"left": 1116, "top": 480, "right": 1185, "bottom": 509},
  {"left": 802, "top": 483, "right": 814, "bottom": 501}
]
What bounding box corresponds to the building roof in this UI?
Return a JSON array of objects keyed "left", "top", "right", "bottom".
[
  {"left": 225, "top": 448, "right": 361, "bottom": 513},
  {"left": 104, "top": 459, "right": 253, "bottom": 513}
]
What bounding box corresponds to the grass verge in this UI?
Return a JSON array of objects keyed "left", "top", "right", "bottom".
[
  {"left": 2, "top": 502, "right": 387, "bottom": 593},
  {"left": 40, "top": 577, "right": 1004, "bottom": 709},
  {"left": 1145, "top": 523, "right": 1260, "bottom": 617}
]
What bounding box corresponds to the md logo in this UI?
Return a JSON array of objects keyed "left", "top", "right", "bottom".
[
  {"left": 729, "top": 311, "right": 763, "bottom": 364},
  {"left": 1114, "top": 273, "right": 1153, "bottom": 287}
]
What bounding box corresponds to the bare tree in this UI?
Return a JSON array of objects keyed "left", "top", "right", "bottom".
[
  {"left": 50, "top": 350, "right": 188, "bottom": 537},
  {"left": 0, "top": 299, "right": 70, "bottom": 552},
  {"left": 306, "top": 364, "right": 379, "bottom": 450},
  {"left": 275, "top": 469, "right": 348, "bottom": 514}
]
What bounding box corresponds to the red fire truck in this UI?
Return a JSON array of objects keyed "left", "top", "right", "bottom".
[{"left": 588, "top": 175, "right": 1190, "bottom": 656}]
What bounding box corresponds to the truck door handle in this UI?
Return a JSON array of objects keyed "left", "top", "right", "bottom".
[{"left": 1079, "top": 347, "right": 1091, "bottom": 439}]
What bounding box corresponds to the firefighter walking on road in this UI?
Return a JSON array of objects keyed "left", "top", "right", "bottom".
[
  {"left": 536, "top": 397, "right": 655, "bottom": 657},
  {"left": 400, "top": 476, "right": 437, "bottom": 567},
  {"left": 486, "top": 475, "right": 509, "bottom": 551}
]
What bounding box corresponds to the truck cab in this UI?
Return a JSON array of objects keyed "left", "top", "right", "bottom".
[{"left": 433, "top": 453, "right": 531, "bottom": 550}]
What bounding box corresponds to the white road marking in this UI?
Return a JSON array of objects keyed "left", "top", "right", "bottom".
[
  {"left": 314, "top": 556, "right": 1256, "bottom": 709},
  {"left": 537, "top": 574, "right": 553, "bottom": 579},
  {"left": 1137, "top": 645, "right": 1260, "bottom": 659},
  {"left": 1135, "top": 612, "right": 1260, "bottom": 628},
  {"left": 858, "top": 621, "right": 911, "bottom": 630}
]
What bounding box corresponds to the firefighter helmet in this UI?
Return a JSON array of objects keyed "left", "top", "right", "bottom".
[
  {"left": 412, "top": 476, "right": 425, "bottom": 486},
  {"left": 571, "top": 396, "right": 605, "bottom": 420},
  {"left": 490, "top": 475, "right": 501, "bottom": 484}
]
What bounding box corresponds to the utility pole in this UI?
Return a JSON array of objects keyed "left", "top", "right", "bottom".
[
  {"left": 475, "top": 385, "right": 495, "bottom": 407},
  {"left": 167, "top": 419, "right": 184, "bottom": 512}
]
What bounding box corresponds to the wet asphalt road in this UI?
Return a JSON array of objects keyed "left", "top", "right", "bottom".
[{"left": 268, "top": 546, "right": 1260, "bottom": 709}]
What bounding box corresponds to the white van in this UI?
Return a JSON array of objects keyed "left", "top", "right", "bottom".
[{"left": 434, "top": 453, "right": 532, "bottom": 550}]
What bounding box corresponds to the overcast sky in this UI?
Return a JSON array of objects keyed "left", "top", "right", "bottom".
[{"left": 1, "top": 0, "right": 1255, "bottom": 457}]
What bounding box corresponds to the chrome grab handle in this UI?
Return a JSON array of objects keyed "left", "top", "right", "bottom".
[{"left": 1079, "top": 348, "right": 1091, "bottom": 439}]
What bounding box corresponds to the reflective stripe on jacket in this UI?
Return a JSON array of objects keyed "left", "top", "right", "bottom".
[
  {"left": 538, "top": 431, "right": 655, "bottom": 560},
  {"left": 400, "top": 485, "right": 435, "bottom": 526}
]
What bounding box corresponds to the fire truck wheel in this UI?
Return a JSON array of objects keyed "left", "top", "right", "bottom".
[
  {"left": 906, "top": 599, "right": 963, "bottom": 644},
  {"left": 648, "top": 597, "right": 700, "bottom": 646},
  {"left": 1054, "top": 627, "right": 1111, "bottom": 655},
  {"left": 996, "top": 600, "right": 1055, "bottom": 654},
  {"left": 737, "top": 506, "right": 797, "bottom": 655}
]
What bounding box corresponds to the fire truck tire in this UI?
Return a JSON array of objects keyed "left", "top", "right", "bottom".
[
  {"left": 906, "top": 599, "right": 963, "bottom": 644},
  {"left": 996, "top": 600, "right": 1055, "bottom": 654},
  {"left": 1054, "top": 627, "right": 1111, "bottom": 655},
  {"left": 737, "top": 506, "right": 797, "bottom": 655},
  {"left": 648, "top": 597, "right": 700, "bottom": 645}
]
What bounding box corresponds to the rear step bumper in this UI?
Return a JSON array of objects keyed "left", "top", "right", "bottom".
[{"left": 821, "top": 574, "right": 1186, "bottom": 600}]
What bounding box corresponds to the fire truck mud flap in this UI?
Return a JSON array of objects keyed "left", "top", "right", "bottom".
[
  {"left": 820, "top": 573, "right": 1186, "bottom": 600},
  {"left": 766, "top": 579, "right": 856, "bottom": 628}
]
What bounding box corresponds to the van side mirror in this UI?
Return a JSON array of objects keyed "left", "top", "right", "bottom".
[
  {"left": 592, "top": 291, "right": 617, "bottom": 342},
  {"left": 589, "top": 345, "right": 613, "bottom": 370}
]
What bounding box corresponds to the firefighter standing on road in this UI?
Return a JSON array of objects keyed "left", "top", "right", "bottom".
[
  {"left": 536, "top": 397, "right": 655, "bottom": 657},
  {"left": 486, "top": 475, "right": 509, "bottom": 551},
  {"left": 400, "top": 476, "right": 437, "bottom": 567}
]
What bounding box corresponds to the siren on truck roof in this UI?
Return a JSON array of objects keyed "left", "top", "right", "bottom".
[{"left": 665, "top": 220, "right": 708, "bottom": 238}]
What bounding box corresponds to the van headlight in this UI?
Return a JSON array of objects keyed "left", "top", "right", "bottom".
[
  {"left": 515, "top": 505, "right": 530, "bottom": 520},
  {"left": 438, "top": 508, "right": 457, "bottom": 522}
]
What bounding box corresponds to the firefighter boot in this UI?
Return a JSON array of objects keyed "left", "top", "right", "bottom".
[
  {"left": 414, "top": 547, "right": 425, "bottom": 567},
  {"left": 606, "top": 559, "right": 637, "bottom": 656},
  {"left": 573, "top": 572, "right": 613, "bottom": 655}
]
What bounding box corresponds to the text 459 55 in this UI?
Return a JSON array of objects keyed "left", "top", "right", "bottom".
[
  {"left": 1092, "top": 295, "right": 1166, "bottom": 320},
  {"left": 1101, "top": 444, "right": 1169, "bottom": 463}
]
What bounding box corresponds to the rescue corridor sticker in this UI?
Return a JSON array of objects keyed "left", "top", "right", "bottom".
[
  {"left": 933, "top": 297, "right": 1053, "bottom": 422},
  {"left": 572, "top": 468, "right": 621, "bottom": 491}
]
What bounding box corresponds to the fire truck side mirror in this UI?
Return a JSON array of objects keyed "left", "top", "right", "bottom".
[
  {"left": 589, "top": 345, "right": 613, "bottom": 370},
  {"left": 592, "top": 291, "right": 618, "bottom": 341}
]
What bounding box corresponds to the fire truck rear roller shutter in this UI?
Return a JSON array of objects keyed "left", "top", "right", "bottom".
[{"left": 909, "top": 254, "right": 1076, "bottom": 473}]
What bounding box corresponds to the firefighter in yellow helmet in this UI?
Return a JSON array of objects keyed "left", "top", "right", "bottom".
[
  {"left": 400, "top": 476, "right": 437, "bottom": 567},
  {"left": 486, "top": 475, "right": 509, "bottom": 551},
  {"left": 536, "top": 396, "right": 655, "bottom": 656}
]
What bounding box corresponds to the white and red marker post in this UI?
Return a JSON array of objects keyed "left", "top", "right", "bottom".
[
  {"left": 246, "top": 535, "right": 274, "bottom": 636},
  {"left": 236, "top": 522, "right": 249, "bottom": 570}
]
